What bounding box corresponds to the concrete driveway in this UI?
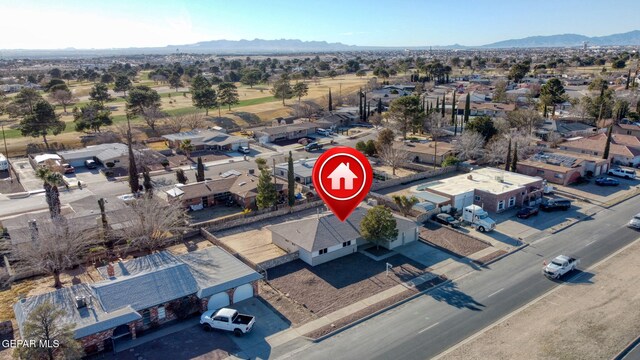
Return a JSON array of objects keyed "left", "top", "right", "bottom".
[
  {"left": 11, "top": 158, "right": 41, "bottom": 192},
  {"left": 227, "top": 297, "right": 291, "bottom": 360}
]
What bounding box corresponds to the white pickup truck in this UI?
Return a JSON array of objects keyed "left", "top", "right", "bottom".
[
  {"left": 543, "top": 255, "right": 579, "bottom": 279},
  {"left": 200, "top": 308, "right": 255, "bottom": 336}
]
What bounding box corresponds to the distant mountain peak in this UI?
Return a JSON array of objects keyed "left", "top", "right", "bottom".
[{"left": 482, "top": 30, "right": 640, "bottom": 48}]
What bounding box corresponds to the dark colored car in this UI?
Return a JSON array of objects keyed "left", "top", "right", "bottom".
[
  {"left": 516, "top": 206, "right": 539, "bottom": 219},
  {"left": 432, "top": 213, "right": 460, "bottom": 227},
  {"left": 540, "top": 199, "right": 571, "bottom": 211},
  {"left": 595, "top": 177, "right": 620, "bottom": 186}
]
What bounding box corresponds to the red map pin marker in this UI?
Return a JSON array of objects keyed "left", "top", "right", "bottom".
[{"left": 312, "top": 146, "right": 373, "bottom": 222}]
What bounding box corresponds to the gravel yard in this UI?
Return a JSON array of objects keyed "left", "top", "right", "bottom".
[
  {"left": 265, "top": 253, "right": 431, "bottom": 322},
  {"left": 420, "top": 223, "right": 490, "bottom": 257},
  {"left": 441, "top": 239, "right": 640, "bottom": 360}
]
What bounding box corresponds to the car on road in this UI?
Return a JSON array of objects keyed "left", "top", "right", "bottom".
[
  {"left": 543, "top": 255, "right": 579, "bottom": 279},
  {"left": 628, "top": 213, "right": 640, "bottom": 229},
  {"left": 608, "top": 167, "right": 636, "bottom": 179},
  {"left": 595, "top": 177, "right": 620, "bottom": 186},
  {"left": 117, "top": 194, "right": 136, "bottom": 203},
  {"left": 432, "top": 213, "right": 460, "bottom": 227},
  {"left": 238, "top": 146, "right": 251, "bottom": 154},
  {"left": 305, "top": 142, "right": 323, "bottom": 152},
  {"left": 516, "top": 206, "right": 539, "bottom": 219},
  {"left": 200, "top": 308, "right": 255, "bottom": 337},
  {"left": 84, "top": 159, "right": 97, "bottom": 169},
  {"left": 540, "top": 198, "right": 571, "bottom": 211}
]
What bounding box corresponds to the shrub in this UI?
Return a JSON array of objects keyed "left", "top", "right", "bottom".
[{"left": 441, "top": 155, "right": 460, "bottom": 167}]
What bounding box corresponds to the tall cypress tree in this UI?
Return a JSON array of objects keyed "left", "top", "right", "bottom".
[
  {"left": 441, "top": 94, "right": 445, "bottom": 117},
  {"left": 603, "top": 125, "right": 612, "bottom": 160},
  {"left": 452, "top": 91, "right": 457, "bottom": 136},
  {"left": 287, "top": 151, "right": 295, "bottom": 207},
  {"left": 358, "top": 88, "right": 363, "bottom": 120},
  {"left": 196, "top": 157, "right": 205, "bottom": 182},
  {"left": 435, "top": 97, "right": 440, "bottom": 113},
  {"left": 363, "top": 93, "right": 367, "bottom": 121},
  {"left": 328, "top": 89, "right": 333, "bottom": 111},
  {"left": 367, "top": 102, "right": 371, "bottom": 121},
  {"left": 126, "top": 114, "right": 139, "bottom": 194},
  {"left": 377, "top": 98, "right": 383, "bottom": 114},
  {"left": 510, "top": 142, "right": 518, "bottom": 172},
  {"left": 626, "top": 70, "right": 631, "bottom": 90},
  {"left": 464, "top": 93, "right": 471, "bottom": 124},
  {"left": 505, "top": 139, "right": 512, "bottom": 171}
]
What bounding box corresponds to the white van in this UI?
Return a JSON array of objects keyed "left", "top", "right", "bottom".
[
  {"left": 0, "top": 154, "right": 8, "bottom": 171},
  {"left": 317, "top": 128, "right": 331, "bottom": 136}
]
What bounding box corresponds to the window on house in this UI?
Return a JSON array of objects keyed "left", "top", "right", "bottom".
[
  {"left": 157, "top": 306, "right": 166, "bottom": 320},
  {"left": 474, "top": 195, "right": 481, "bottom": 201},
  {"left": 498, "top": 200, "right": 505, "bottom": 211},
  {"left": 319, "top": 248, "right": 328, "bottom": 255},
  {"left": 536, "top": 170, "right": 545, "bottom": 175},
  {"left": 142, "top": 309, "right": 151, "bottom": 326},
  {"left": 594, "top": 152, "right": 598, "bottom": 156},
  {"left": 628, "top": 131, "right": 632, "bottom": 135},
  {"left": 508, "top": 197, "right": 516, "bottom": 207},
  {"left": 554, "top": 173, "right": 564, "bottom": 179},
  {"left": 343, "top": 241, "right": 351, "bottom": 247}
]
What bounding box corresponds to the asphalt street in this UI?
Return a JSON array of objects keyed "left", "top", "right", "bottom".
[{"left": 273, "top": 198, "right": 640, "bottom": 360}]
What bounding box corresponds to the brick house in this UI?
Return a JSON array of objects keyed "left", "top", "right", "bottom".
[
  {"left": 517, "top": 151, "right": 610, "bottom": 186},
  {"left": 419, "top": 168, "right": 544, "bottom": 213},
  {"left": 166, "top": 171, "right": 287, "bottom": 210},
  {"left": 14, "top": 247, "right": 261, "bottom": 355},
  {"left": 558, "top": 133, "right": 640, "bottom": 167},
  {"left": 251, "top": 122, "right": 320, "bottom": 143}
]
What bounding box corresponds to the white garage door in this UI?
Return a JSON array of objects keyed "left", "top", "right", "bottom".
[
  {"left": 233, "top": 284, "right": 254, "bottom": 303},
  {"left": 207, "top": 292, "right": 230, "bottom": 311}
]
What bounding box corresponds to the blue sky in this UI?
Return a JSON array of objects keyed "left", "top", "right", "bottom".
[{"left": 2, "top": 0, "right": 639, "bottom": 49}]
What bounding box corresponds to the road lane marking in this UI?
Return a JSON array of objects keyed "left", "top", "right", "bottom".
[
  {"left": 487, "top": 288, "right": 504, "bottom": 298},
  {"left": 418, "top": 322, "right": 440, "bottom": 334},
  {"left": 585, "top": 240, "right": 596, "bottom": 247}
]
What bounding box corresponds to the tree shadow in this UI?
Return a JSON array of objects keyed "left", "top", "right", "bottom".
[{"left": 428, "top": 281, "right": 485, "bottom": 311}]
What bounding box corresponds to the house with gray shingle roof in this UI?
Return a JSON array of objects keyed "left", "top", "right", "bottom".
[
  {"left": 14, "top": 246, "right": 261, "bottom": 356},
  {"left": 268, "top": 206, "right": 418, "bottom": 266}
]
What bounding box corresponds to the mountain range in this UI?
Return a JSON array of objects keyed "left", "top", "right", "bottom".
[{"left": 1, "top": 30, "right": 639, "bottom": 57}]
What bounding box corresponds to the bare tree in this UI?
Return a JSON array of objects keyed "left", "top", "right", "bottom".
[
  {"left": 12, "top": 219, "right": 100, "bottom": 288},
  {"left": 455, "top": 131, "right": 485, "bottom": 160},
  {"left": 511, "top": 131, "right": 538, "bottom": 158},
  {"left": 182, "top": 112, "right": 207, "bottom": 130},
  {"left": 111, "top": 197, "right": 190, "bottom": 254},
  {"left": 369, "top": 112, "right": 383, "bottom": 128},
  {"left": 47, "top": 89, "right": 77, "bottom": 113},
  {"left": 291, "top": 100, "right": 321, "bottom": 118},
  {"left": 142, "top": 105, "right": 166, "bottom": 132},
  {"left": 378, "top": 145, "right": 409, "bottom": 176},
  {"left": 484, "top": 136, "right": 510, "bottom": 166},
  {"left": 547, "top": 131, "right": 564, "bottom": 148},
  {"left": 163, "top": 116, "right": 184, "bottom": 133},
  {"left": 506, "top": 109, "right": 544, "bottom": 134}
]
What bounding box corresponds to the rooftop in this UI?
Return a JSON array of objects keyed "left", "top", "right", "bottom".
[
  {"left": 275, "top": 157, "right": 318, "bottom": 178},
  {"left": 267, "top": 206, "right": 417, "bottom": 252},
  {"left": 422, "top": 168, "right": 542, "bottom": 196}
]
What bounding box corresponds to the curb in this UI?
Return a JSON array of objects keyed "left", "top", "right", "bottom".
[
  {"left": 310, "top": 277, "right": 450, "bottom": 343},
  {"left": 6, "top": 192, "right": 30, "bottom": 199},
  {"left": 480, "top": 243, "right": 530, "bottom": 267},
  {"left": 613, "top": 335, "right": 640, "bottom": 360}
]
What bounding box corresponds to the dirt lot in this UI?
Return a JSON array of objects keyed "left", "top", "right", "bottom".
[
  {"left": 441, "top": 239, "right": 640, "bottom": 360},
  {"left": 215, "top": 228, "right": 285, "bottom": 264},
  {"left": 373, "top": 165, "right": 417, "bottom": 178},
  {"left": 420, "top": 223, "right": 490, "bottom": 257},
  {"left": 264, "top": 253, "right": 430, "bottom": 323}
]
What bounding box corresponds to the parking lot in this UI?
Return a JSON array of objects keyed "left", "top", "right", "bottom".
[{"left": 554, "top": 173, "right": 640, "bottom": 204}]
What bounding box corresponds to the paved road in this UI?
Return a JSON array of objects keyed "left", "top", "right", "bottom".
[{"left": 272, "top": 199, "right": 640, "bottom": 360}]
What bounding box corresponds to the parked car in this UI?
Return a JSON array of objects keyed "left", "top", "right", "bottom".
[
  {"left": 516, "top": 206, "right": 539, "bottom": 219},
  {"left": 432, "top": 213, "right": 460, "bottom": 227},
  {"left": 238, "top": 146, "right": 251, "bottom": 154},
  {"left": 84, "top": 159, "right": 97, "bottom": 169},
  {"left": 628, "top": 213, "right": 640, "bottom": 229},
  {"left": 200, "top": 308, "right": 255, "bottom": 337},
  {"left": 540, "top": 198, "right": 571, "bottom": 211},
  {"left": 543, "top": 255, "right": 579, "bottom": 279},
  {"left": 62, "top": 164, "right": 75, "bottom": 174},
  {"left": 317, "top": 128, "right": 332, "bottom": 136},
  {"left": 608, "top": 167, "right": 636, "bottom": 179},
  {"left": 595, "top": 177, "right": 620, "bottom": 186}
]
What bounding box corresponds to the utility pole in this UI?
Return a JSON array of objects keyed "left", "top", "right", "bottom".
[{"left": 1, "top": 122, "right": 11, "bottom": 182}]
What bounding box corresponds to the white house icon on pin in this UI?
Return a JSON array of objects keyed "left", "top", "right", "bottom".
[{"left": 327, "top": 162, "right": 358, "bottom": 190}]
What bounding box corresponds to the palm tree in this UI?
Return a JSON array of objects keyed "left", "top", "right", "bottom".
[
  {"left": 35, "top": 167, "right": 64, "bottom": 220},
  {"left": 179, "top": 139, "right": 194, "bottom": 160}
]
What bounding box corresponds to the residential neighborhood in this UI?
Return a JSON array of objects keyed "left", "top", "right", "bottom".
[{"left": 1, "top": 2, "right": 640, "bottom": 360}]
